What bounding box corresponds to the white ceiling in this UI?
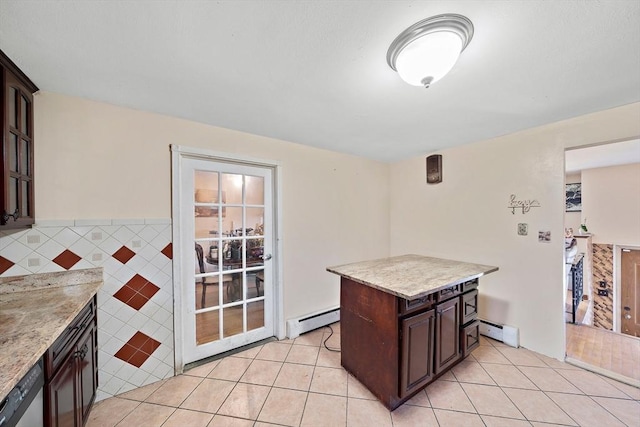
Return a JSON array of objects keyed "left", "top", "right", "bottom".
[
  {"left": 1, "top": 1, "right": 639, "bottom": 162},
  {"left": 565, "top": 138, "right": 640, "bottom": 174}
]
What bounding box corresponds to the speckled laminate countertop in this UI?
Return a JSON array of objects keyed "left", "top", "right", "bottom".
[
  {"left": 0, "top": 268, "right": 103, "bottom": 400},
  {"left": 327, "top": 254, "right": 498, "bottom": 300}
]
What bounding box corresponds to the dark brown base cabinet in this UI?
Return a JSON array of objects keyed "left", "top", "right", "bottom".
[
  {"left": 340, "top": 278, "right": 480, "bottom": 410},
  {"left": 45, "top": 297, "right": 97, "bottom": 427}
]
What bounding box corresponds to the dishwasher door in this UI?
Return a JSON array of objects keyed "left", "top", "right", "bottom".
[
  {"left": 15, "top": 388, "right": 43, "bottom": 427},
  {"left": 0, "top": 359, "right": 44, "bottom": 427}
]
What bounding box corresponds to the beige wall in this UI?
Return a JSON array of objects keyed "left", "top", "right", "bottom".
[
  {"left": 389, "top": 103, "right": 640, "bottom": 359},
  {"left": 582, "top": 163, "right": 640, "bottom": 246},
  {"left": 34, "top": 91, "right": 390, "bottom": 320},
  {"left": 34, "top": 90, "right": 640, "bottom": 360}
]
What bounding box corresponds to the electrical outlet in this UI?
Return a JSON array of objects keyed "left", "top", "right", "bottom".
[
  {"left": 597, "top": 289, "right": 609, "bottom": 297},
  {"left": 599, "top": 281, "right": 607, "bottom": 288}
]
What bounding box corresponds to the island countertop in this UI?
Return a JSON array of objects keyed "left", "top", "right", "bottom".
[
  {"left": 327, "top": 254, "right": 498, "bottom": 300},
  {"left": 0, "top": 268, "right": 103, "bottom": 400}
]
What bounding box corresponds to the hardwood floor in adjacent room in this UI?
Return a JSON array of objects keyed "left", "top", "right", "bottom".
[{"left": 566, "top": 323, "right": 640, "bottom": 385}]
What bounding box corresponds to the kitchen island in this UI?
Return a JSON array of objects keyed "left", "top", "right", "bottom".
[{"left": 327, "top": 254, "right": 498, "bottom": 410}]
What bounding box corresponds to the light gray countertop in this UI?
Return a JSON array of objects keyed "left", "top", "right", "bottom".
[
  {"left": 0, "top": 268, "right": 103, "bottom": 400},
  {"left": 327, "top": 254, "right": 498, "bottom": 300}
]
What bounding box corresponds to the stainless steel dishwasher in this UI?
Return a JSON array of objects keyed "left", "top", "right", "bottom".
[{"left": 0, "top": 358, "right": 44, "bottom": 427}]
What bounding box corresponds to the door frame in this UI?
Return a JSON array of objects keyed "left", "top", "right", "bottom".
[
  {"left": 613, "top": 244, "right": 640, "bottom": 333},
  {"left": 170, "top": 144, "right": 285, "bottom": 374}
]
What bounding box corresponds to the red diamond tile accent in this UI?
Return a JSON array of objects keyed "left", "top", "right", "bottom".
[
  {"left": 114, "top": 332, "right": 161, "bottom": 368},
  {"left": 113, "top": 274, "right": 160, "bottom": 310},
  {"left": 128, "top": 351, "right": 151, "bottom": 368},
  {"left": 112, "top": 245, "right": 136, "bottom": 264},
  {"left": 127, "top": 294, "right": 148, "bottom": 311},
  {"left": 114, "top": 343, "right": 136, "bottom": 362},
  {"left": 161, "top": 243, "right": 173, "bottom": 259},
  {"left": 0, "top": 256, "right": 15, "bottom": 275},
  {"left": 139, "top": 282, "right": 159, "bottom": 299},
  {"left": 52, "top": 249, "right": 82, "bottom": 270}
]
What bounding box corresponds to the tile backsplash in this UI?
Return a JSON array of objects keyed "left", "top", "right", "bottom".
[{"left": 0, "top": 219, "right": 174, "bottom": 401}]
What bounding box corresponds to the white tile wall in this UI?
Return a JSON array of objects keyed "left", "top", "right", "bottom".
[{"left": 0, "top": 219, "right": 174, "bottom": 402}]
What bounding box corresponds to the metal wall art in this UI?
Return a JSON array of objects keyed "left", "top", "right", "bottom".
[{"left": 508, "top": 194, "right": 541, "bottom": 214}]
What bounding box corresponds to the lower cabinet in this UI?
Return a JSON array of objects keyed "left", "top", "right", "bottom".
[
  {"left": 340, "top": 277, "right": 480, "bottom": 410},
  {"left": 400, "top": 309, "right": 435, "bottom": 398},
  {"left": 434, "top": 297, "right": 461, "bottom": 374},
  {"left": 47, "top": 351, "right": 77, "bottom": 427},
  {"left": 77, "top": 325, "right": 97, "bottom": 425},
  {"left": 45, "top": 298, "right": 97, "bottom": 427}
]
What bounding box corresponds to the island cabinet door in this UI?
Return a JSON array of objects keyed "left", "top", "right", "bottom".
[
  {"left": 399, "top": 309, "right": 435, "bottom": 398},
  {"left": 435, "top": 297, "right": 462, "bottom": 374}
]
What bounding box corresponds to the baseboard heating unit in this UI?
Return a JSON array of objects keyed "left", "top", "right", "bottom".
[
  {"left": 286, "top": 306, "right": 340, "bottom": 339},
  {"left": 479, "top": 319, "right": 519, "bottom": 348}
]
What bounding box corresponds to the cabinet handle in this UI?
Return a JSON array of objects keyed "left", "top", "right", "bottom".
[
  {"left": 441, "top": 287, "right": 456, "bottom": 296},
  {"left": 75, "top": 343, "right": 89, "bottom": 360},
  {"left": 2, "top": 209, "right": 19, "bottom": 223}
]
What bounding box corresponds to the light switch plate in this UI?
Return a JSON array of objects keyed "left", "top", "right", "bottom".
[{"left": 517, "top": 223, "right": 528, "bottom": 236}]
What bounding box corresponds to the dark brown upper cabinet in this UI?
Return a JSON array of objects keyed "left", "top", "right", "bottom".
[{"left": 1, "top": 49, "right": 38, "bottom": 229}]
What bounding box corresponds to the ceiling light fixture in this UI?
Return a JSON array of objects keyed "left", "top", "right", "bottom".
[{"left": 387, "top": 14, "right": 474, "bottom": 88}]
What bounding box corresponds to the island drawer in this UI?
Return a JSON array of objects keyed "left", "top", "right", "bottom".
[
  {"left": 45, "top": 298, "right": 95, "bottom": 377},
  {"left": 462, "top": 278, "right": 479, "bottom": 293},
  {"left": 461, "top": 320, "right": 480, "bottom": 357},
  {"left": 399, "top": 294, "right": 434, "bottom": 315},
  {"left": 435, "top": 285, "right": 461, "bottom": 302},
  {"left": 461, "top": 289, "right": 478, "bottom": 325}
]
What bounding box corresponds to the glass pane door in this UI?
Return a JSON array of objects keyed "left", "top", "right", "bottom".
[{"left": 182, "top": 158, "right": 273, "bottom": 363}]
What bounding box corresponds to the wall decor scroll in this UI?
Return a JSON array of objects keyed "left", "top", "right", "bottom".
[{"left": 508, "top": 194, "right": 541, "bottom": 214}]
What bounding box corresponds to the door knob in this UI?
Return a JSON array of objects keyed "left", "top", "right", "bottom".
[{"left": 261, "top": 254, "right": 272, "bottom": 261}]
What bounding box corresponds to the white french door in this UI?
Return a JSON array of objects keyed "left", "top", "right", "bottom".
[{"left": 174, "top": 152, "right": 274, "bottom": 365}]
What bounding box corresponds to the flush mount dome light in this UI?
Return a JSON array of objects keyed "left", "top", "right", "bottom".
[{"left": 387, "top": 14, "right": 473, "bottom": 88}]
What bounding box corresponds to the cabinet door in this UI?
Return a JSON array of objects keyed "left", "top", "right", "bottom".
[
  {"left": 435, "top": 297, "right": 461, "bottom": 374},
  {"left": 400, "top": 309, "right": 435, "bottom": 398},
  {"left": 1, "top": 69, "right": 34, "bottom": 228},
  {"left": 77, "top": 325, "right": 97, "bottom": 425},
  {"left": 47, "top": 351, "right": 78, "bottom": 427}
]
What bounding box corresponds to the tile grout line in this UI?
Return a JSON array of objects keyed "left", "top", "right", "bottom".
[
  {"left": 582, "top": 394, "right": 635, "bottom": 427},
  {"left": 253, "top": 348, "right": 290, "bottom": 425}
]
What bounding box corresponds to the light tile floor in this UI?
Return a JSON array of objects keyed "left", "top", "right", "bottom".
[{"left": 87, "top": 323, "right": 640, "bottom": 427}]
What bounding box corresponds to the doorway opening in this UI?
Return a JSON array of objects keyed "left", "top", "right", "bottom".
[{"left": 563, "top": 139, "right": 640, "bottom": 384}]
